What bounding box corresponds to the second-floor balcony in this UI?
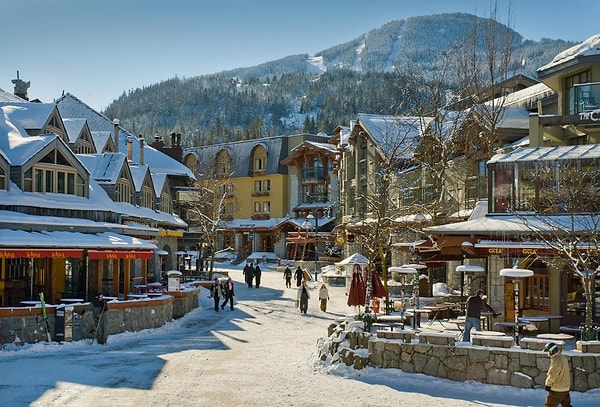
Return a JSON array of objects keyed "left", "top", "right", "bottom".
[{"left": 301, "top": 167, "right": 325, "bottom": 180}]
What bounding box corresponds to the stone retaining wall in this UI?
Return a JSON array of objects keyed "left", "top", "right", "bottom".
[
  {"left": 320, "top": 321, "right": 600, "bottom": 392},
  {"left": 0, "top": 288, "right": 200, "bottom": 346}
]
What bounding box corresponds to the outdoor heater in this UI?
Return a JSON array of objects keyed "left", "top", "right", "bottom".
[{"left": 499, "top": 267, "right": 533, "bottom": 345}]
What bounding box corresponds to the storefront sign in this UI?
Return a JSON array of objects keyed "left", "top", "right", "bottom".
[
  {"left": 480, "top": 246, "right": 558, "bottom": 257},
  {"left": 579, "top": 109, "right": 600, "bottom": 122},
  {"left": 0, "top": 249, "right": 82, "bottom": 258},
  {"left": 87, "top": 250, "right": 153, "bottom": 260}
]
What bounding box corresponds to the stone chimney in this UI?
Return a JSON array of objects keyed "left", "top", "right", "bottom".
[
  {"left": 12, "top": 71, "right": 30, "bottom": 101},
  {"left": 127, "top": 135, "right": 133, "bottom": 162},
  {"left": 113, "top": 119, "right": 120, "bottom": 153},
  {"left": 139, "top": 134, "right": 144, "bottom": 165}
]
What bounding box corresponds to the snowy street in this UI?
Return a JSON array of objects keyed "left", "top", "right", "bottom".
[{"left": 0, "top": 264, "right": 597, "bottom": 406}]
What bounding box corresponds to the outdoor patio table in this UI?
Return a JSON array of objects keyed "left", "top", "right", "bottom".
[
  {"left": 536, "top": 333, "right": 575, "bottom": 341},
  {"left": 424, "top": 305, "right": 450, "bottom": 327}
]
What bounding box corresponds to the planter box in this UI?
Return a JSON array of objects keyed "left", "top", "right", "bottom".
[{"left": 576, "top": 340, "right": 600, "bottom": 353}]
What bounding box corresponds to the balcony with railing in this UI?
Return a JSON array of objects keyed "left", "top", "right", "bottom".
[{"left": 301, "top": 167, "right": 325, "bottom": 181}]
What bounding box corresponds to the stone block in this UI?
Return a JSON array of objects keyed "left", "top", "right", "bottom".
[
  {"left": 576, "top": 340, "right": 600, "bottom": 353},
  {"left": 472, "top": 335, "right": 514, "bottom": 348}
]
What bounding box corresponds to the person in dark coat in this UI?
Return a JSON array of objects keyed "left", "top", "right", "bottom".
[
  {"left": 283, "top": 266, "right": 293, "bottom": 288},
  {"left": 296, "top": 279, "right": 310, "bottom": 314},
  {"left": 210, "top": 277, "right": 224, "bottom": 312},
  {"left": 294, "top": 266, "right": 303, "bottom": 287},
  {"left": 254, "top": 264, "right": 262, "bottom": 288},
  {"left": 88, "top": 293, "right": 108, "bottom": 344},
  {"left": 221, "top": 277, "right": 235, "bottom": 310},
  {"left": 463, "top": 289, "right": 497, "bottom": 342},
  {"left": 243, "top": 263, "right": 254, "bottom": 288}
]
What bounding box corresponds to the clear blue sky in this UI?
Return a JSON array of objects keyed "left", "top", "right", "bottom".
[{"left": 3, "top": 0, "right": 599, "bottom": 111}]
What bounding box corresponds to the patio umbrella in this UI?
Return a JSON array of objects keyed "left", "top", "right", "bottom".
[
  {"left": 347, "top": 263, "right": 366, "bottom": 307},
  {"left": 369, "top": 267, "right": 387, "bottom": 299}
]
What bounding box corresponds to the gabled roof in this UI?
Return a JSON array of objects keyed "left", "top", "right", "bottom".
[
  {"left": 55, "top": 93, "right": 195, "bottom": 179},
  {"left": 0, "top": 88, "right": 26, "bottom": 103},
  {"left": 129, "top": 164, "right": 152, "bottom": 192},
  {"left": 151, "top": 172, "right": 169, "bottom": 198},
  {"left": 62, "top": 118, "right": 88, "bottom": 144},
  {"left": 354, "top": 113, "right": 432, "bottom": 160},
  {"left": 538, "top": 34, "right": 600, "bottom": 72},
  {"left": 77, "top": 153, "right": 128, "bottom": 184},
  {"left": 280, "top": 140, "right": 337, "bottom": 166},
  {"left": 90, "top": 130, "right": 114, "bottom": 153},
  {"left": 0, "top": 102, "right": 64, "bottom": 138}
]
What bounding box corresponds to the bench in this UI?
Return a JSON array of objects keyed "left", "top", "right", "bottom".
[
  {"left": 521, "top": 337, "right": 564, "bottom": 351},
  {"left": 418, "top": 332, "right": 457, "bottom": 345},
  {"left": 376, "top": 329, "right": 415, "bottom": 343},
  {"left": 472, "top": 335, "right": 514, "bottom": 348}
]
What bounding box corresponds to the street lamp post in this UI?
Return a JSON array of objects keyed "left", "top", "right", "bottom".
[{"left": 306, "top": 212, "right": 319, "bottom": 281}]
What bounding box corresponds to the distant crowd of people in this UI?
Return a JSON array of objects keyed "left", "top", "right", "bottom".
[
  {"left": 209, "top": 263, "right": 331, "bottom": 317},
  {"left": 242, "top": 263, "right": 262, "bottom": 288}
]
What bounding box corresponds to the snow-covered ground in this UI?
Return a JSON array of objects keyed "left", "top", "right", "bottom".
[{"left": 0, "top": 262, "right": 598, "bottom": 406}]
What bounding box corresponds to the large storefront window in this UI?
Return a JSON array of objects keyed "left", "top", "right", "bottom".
[
  {"left": 562, "top": 268, "right": 600, "bottom": 325},
  {"left": 522, "top": 260, "right": 549, "bottom": 312},
  {"left": 491, "top": 167, "right": 513, "bottom": 213}
]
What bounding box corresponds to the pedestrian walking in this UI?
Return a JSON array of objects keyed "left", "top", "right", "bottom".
[
  {"left": 294, "top": 266, "right": 303, "bottom": 287},
  {"left": 243, "top": 262, "right": 254, "bottom": 288},
  {"left": 283, "top": 266, "right": 292, "bottom": 288},
  {"left": 210, "top": 277, "right": 224, "bottom": 312},
  {"left": 318, "top": 283, "right": 329, "bottom": 312},
  {"left": 463, "top": 289, "right": 497, "bottom": 342},
  {"left": 254, "top": 264, "right": 262, "bottom": 288},
  {"left": 221, "top": 277, "right": 235, "bottom": 310},
  {"left": 296, "top": 279, "right": 310, "bottom": 314},
  {"left": 543, "top": 342, "right": 572, "bottom": 407}
]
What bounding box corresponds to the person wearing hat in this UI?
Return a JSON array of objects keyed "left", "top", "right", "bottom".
[
  {"left": 543, "top": 342, "right": 572, "bottom": 407},
  {"left": 463, "top": 289, "right": 497, "bottom": 342}
]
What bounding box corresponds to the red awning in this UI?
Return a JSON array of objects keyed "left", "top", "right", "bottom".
[
  {"left": 0, "top": 249, "right": 153, "bottom": 260},
  {"left": 0, "top": 249, "right": 83, "bottom": 259},
  {"left": 87, "top": 250, "right": 153, "bottom": 260}
]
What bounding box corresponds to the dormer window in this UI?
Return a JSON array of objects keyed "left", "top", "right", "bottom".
[{"left": 252, "top": 145, "right": 267, "bottom": 175}]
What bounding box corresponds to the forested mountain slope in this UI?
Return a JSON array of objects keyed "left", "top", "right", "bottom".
[{"left": 103, "top": 13, "right": 575, "bottom": 146}]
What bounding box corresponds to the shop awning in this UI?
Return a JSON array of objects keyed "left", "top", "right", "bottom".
[{"left": 0, "top": 230, "right": 157, "bottom": 259}]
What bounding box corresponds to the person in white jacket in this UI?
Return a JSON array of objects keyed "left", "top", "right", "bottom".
[
  {"left": 210, "top": 277, "right": 224, "bottom": 312},
  {"left": 296, "top": 280, "right": 310, "bottom": 314},
  {"left": 318, "top": 284, "right": 329, "bottom": 312},
  {"left": 543, "top": 342, "right": 572, "bottom": 407}
]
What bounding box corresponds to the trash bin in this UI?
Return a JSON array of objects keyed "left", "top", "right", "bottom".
[{"left": 167, "top": 270, "right": 182, "bottom": 292}]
